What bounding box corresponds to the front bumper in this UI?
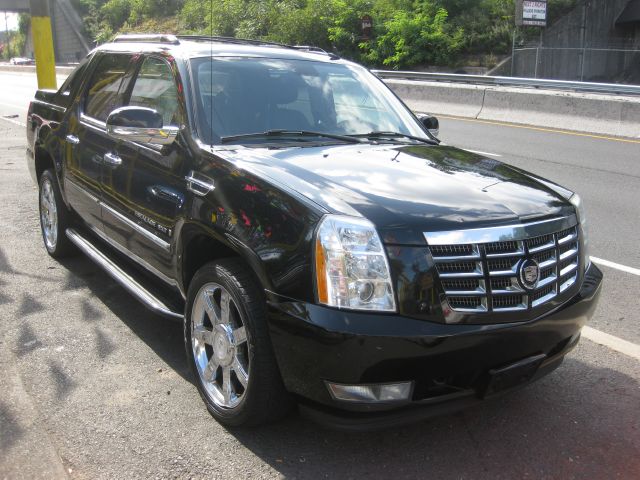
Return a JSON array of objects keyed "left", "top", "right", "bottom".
[{"left": 267, "top": 262, "right": 602, "bottom": 430}]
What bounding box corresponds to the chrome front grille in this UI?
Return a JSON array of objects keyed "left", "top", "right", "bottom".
[{"left": 425, "top": 217, "right": 580, "bottom": 314}]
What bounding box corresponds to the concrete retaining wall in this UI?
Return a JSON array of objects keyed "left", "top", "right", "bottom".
[
  {"left": 23, "top": 0, "right": 90, "bottom": 63},
  {"left": 385, "top": 79, "right": 640, "bottom": 139},
  {"left": 532, "top": 0, "right": 640, "bottom": 83}
]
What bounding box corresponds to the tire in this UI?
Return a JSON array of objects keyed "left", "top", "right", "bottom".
[
  {"left": 38, "top": 169, "right": 76, "bottom": 258},
  {"left": 184, "top": 259, "right": 292, "bottom": 426}
]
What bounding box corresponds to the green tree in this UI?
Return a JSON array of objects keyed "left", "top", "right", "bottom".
[
  {"left": 72, "top": 0, "right": 582, "bottom": 67},
  {"left": 363, "top": 5, "right": 464, "bottom": 68},
  {"left": 266, "top": 0, "right": 335, "bottom": 48}
]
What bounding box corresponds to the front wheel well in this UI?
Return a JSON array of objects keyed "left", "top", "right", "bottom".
[{"left": 182, "top": 234, "right": 240, "bottom": 292}]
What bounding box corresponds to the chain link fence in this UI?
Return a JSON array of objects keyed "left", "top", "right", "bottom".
[{"left": 511, "top": 45, "right": 640, "bottom": 84}]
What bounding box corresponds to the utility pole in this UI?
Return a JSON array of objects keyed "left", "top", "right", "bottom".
[
  {"left": 4, "top": 11, "right": 10, "bottom": 60},
  {"left": 511, "top": 28, "right": 517, "bottom": 77},
  {"left": 579, "top": 1, "right": 587, "bottom": 81},
  {"left": 535, "top": 29, "right": 543, "bottom": 79},
  {"left": 29, "top": 0, "right": 56, "bottom": 89}
]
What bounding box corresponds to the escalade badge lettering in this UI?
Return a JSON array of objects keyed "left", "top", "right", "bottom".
[{"left": 519, "top": 259, "right": 540, "bottom": 290}]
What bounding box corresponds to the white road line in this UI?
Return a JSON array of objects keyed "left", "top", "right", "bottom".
[
  {"left": 582, "top": 326, "right": 640, "bottom": 361},
  {"left": 0, "top": 100, "right": 28, "bottom": 110},
  {"left": 465, "top": 149, "right": 502, "bottom": 157},
  {"left": 591, "top": 256, "right": 640, "bottom": 276},
  {"left": 0, "top": 116, "right": 26, "bottom": 127}
]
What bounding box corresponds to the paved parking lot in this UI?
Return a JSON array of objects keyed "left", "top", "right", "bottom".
[{"left": 0, "top": 72, "right": 639, "bottom": 479}]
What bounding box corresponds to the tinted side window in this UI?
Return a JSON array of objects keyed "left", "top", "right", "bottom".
[
  {"left": 128, "top": 57, "right": 180, "bottom": 126},
  {"left": 84, "top": 54, "right": 134, "bottom": 121},
  {"left": 58, "top": 55, "right": 91, "bottom": 97}
]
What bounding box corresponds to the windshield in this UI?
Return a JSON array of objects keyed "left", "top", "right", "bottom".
[{"left": 190, "top": 56, "right": 429, "bottom": 145}]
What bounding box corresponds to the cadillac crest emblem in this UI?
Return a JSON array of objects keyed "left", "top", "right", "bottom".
[{"left": 519, "top": 258, "right": 540, "bottom": 290}]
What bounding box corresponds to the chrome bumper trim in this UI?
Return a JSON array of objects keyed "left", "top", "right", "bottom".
[{"left": 424, "top": 215, "right": 577, "bottom": 245}]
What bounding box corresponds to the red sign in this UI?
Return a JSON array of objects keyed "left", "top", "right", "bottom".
[{"left": 361, "top": 15, "right": 373, "bottom": 39}]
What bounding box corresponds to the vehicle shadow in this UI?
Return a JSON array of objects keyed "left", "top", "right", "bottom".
[
  {"left": 223, "top": 359, "right": 640, "bottom": 479},
  {"left": 55, "top": 256, "right": 639, "bottom": 479},
  {"left": 0, "top": 401, "right": 23, "bottom": 453},
  {"left": 56, "top": 255, "right": 191, "bottom": 383}
]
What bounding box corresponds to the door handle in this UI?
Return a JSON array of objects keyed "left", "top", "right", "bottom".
[
  {"left": 103, "top": 152, "right": 122, "bottom": 167},
  {"left": 65, "top": 134, "right": 80, "bottom": 145},
  {"left": 148, "top": 185, "right": 185, "bottom": 207},
  {"left": 186, "top": 171, "right": 215, "bottom": 196}
]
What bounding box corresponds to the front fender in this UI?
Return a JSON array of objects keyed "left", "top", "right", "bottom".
[{"left": 176, "top": 221, "right": 276, "bottom": 300}]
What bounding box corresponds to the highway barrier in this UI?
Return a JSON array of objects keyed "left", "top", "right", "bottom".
[
  {"left": 0, "top": 65, "right": 75, "bottom": 75},
  {"left": 386, "top": 80, "right": 486, "bottom": 119},
  {"left": 383, "top": 77, "right": 640, "bottom": 139},
  {"left": 480, "top": 87, "right": 640, "bottom": 139},
  {"left": 375, "top": 71, "right": 640, "bottom": 96}
]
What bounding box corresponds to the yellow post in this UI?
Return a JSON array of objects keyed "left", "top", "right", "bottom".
[{"left": 29, "top": 0, "right": 56, "bottom": 90}]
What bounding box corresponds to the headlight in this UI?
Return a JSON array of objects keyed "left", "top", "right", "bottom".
[
  {"left": 569, "top": 193, "right": 590, "bottom": 265},
  {"left": 314, "top": 215, "right": 396, "bottom": 312}
]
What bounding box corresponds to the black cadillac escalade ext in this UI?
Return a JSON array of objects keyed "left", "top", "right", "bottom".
[{"left": 27, "top": 34, "right": 602, "bottom": 429}]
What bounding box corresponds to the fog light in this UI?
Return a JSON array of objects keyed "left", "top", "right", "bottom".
[{"left": 326, "top": 381, "right": 413, "bottom": 403}]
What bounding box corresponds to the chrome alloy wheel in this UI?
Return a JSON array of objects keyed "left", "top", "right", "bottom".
[
  {"left": 191, "top": 282, "right": 250, "bottom": 409},
  {"left": 40, "top": 177, "right": 58, "bottom": 250}
]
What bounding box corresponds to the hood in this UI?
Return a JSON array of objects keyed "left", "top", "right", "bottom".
[{"left": 219, "top": 143, "right": 574, "bottom": 245}]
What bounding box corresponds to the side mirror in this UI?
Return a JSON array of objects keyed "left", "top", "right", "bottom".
[
  {"left": 106, "top": 106, "right": 178, "bottom": 146},
  {"left": 417, "top": 113, "right": 439, "bottom": 138}
]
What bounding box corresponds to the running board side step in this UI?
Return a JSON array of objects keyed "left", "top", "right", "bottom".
[{"left": 66, "top": 228, "right": 183, "bottom": 320}]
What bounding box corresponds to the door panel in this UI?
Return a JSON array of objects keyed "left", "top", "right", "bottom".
[
  {"left": 101, "top": 56, "right": 189, "bottom": 282},
  {"left": 102, "top": 143, "right": 187, "bottom": 272},
  {"left": 64, "top": 53, "right": 135, "bottom": 232},
  {"left": 63, "top": 121, "right": 103, "bottom": 228}
]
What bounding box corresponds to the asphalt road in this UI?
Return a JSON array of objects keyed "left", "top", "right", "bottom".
[{"left": 0, "top": 71, "right": 639, "bottom": 479}]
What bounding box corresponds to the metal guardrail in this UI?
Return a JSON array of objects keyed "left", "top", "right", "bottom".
[
  {"left": 0, "top": 65, "right": 75, "bottom": 76},
  {"left": 372, "top": 70, "right": 640, "bottom": 96}
]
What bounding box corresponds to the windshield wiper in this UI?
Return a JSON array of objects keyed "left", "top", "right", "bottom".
[
  {"left": 220, "top": 129, "right": 364, "bottom": 145},
  {"left": 350, "top": 131, "right": 439, "bottom": 145}
]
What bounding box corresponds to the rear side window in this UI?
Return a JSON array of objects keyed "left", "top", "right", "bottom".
[
  {"left": 58, "top": 55, "right": 91, "bottom": 98},
  {"left": 128, "top": 57, "right": 180, "bottom": 126},
  {"left": 84, "top": 54, "right": 134, "bottom": 122}
]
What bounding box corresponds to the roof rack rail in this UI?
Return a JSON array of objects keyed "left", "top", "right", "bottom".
[
  {"left": 176, "top": 35, "right": 288, "bottom": 48},
  {"left": 176, "top": 35, "right": 340, "bottom": 58},
  {"left": 291, "top": 45, "right": 340, "bottom": 59},
  {"left": 113, "top": 34, "right": 179, "bottom": 45},
  {"left": 110, "top": 34, "right": 341, "bottom": 59},
  {"left": 292, "top": 45, "right": 326, "bottom": 53}
]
